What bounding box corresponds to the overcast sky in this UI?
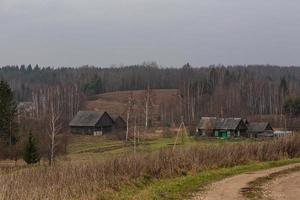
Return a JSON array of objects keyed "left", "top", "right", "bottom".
[{"left": 1, "top": 0, "right": 300, "bottom": 67}]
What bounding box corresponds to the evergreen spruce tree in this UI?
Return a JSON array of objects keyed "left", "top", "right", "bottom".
[
  {"left": 0, "top": 80, "right": 18, "bottom": 153},
  {"left": 23, "top": 132, "right": 40, "bottom": 164}
]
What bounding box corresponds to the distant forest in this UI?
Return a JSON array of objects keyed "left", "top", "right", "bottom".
[{"left": 1, "top": 63, "right": 300, "bottom": 127}]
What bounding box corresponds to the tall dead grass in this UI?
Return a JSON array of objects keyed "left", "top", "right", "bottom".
[{"left": 1, "top": 136, "right": 300, "bottom": 200}]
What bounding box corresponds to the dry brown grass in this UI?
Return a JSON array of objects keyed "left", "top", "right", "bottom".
[
  {"left": 1, "top": 136, "right": 300, "bottom": 200},
  {"left": 84, "top": 89, "right": 180, "bottom": 126}
]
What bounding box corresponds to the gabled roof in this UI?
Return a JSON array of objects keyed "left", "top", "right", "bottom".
[
  {"left": 108, "top": 114, "right": 126, "bottom": 123},
  {"left": 198, "top": 117, "right": 244, "bottom": 130},
  {"left": 215, "top": 118, "right": 243, "bottom": 130},
  {"left": 243, "top": 119, "right": 249, "bottom": 125},
  {"left": 198, "top": 117, "right": 217, "bottom": 130},
  {"left": 116, "top": 116, "right": 126, "bottom": 124},
  {"left": 247, "top": 122, "right": 273, "bottom": 133},
  {"left": 69, "top": 111, "right": 104, "bottom": 127}
]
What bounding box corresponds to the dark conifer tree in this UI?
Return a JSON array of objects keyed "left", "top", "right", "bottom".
[
  {"left": 23, "top": 132, "right": 40, "bottom": 164},
  {"left": 279, "top": 77, "right": 289, "bottom": 98},
  {"left": 0, "top": 80, "right": 18, "bottom": 157},
  {"left": 27, "top": 64, "right": 33, "bottom": 72}
]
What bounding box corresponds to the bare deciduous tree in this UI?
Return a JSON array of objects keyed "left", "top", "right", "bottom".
[
  {"left": 47, "top": 87, "right": 63, "bottom": 166},
  {"left": 126, "top": 93, "right": 134, "bottom": 142},
  {"left": 143, "top": 84, "right": 153, "bottom": 129}
]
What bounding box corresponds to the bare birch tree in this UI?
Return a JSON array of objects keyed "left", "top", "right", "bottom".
[
  {"left": 47, "top": 87, "right": 63, "bottom": 166},
  {"left": 126, "top": 93, "right": 134, "bottom": 142},
  {"left": 144, "top": 84, "right": 153, "bottom": 129}
]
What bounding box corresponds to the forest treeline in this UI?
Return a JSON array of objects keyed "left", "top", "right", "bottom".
[{"left": 1, "top": 63, "right": 300, "bottom": 126}]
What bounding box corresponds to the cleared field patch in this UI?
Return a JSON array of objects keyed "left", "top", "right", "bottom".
[
  {"left": 66, "top": 135, "right": 197, "bottom": 161},
  {"left": 84, "top": 89, "right": 180, "bottom": 126},
  {"left": 66, "top": 134, "right": 255, "bottom": 162}
]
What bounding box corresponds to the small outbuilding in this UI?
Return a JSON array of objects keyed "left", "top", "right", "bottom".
[
  {"left": 111, "top": 115, "right": 127, "bottom": 130},
  {"left": 247, "top": 122, "right": 274, "bottom": 138},
  {"left": 69, "top": 111, "right": 114, "bottom": 135},
  {"left": 274, "top": 130, "right": 292, "bottom": 137}
]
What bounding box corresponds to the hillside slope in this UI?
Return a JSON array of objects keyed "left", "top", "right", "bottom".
[{"left": 85, "top": 89, "right": 181, "bottom": 126}]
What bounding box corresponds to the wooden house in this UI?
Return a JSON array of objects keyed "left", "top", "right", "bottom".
[
  {"left": 69, "top": 111, "right": 114, "bottom": 135},
  {"left": 197, "top": 117, "right": 217, "bottom": 137},
  {"left": 247, "top": 122, "right": 274, "bottom": 138},
  {"left": 197, "top": 117, "right": 248, "bottom": 138}
]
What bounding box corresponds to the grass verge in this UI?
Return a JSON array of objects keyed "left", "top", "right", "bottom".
[
  {"left": 242, "top": 165, "right": 300, "bottom": 199},
  {"left": 101, "top": 158, "right": 300, "bottom": 200}
]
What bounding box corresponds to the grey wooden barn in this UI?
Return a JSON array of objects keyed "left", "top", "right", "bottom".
[
  {"left": 247, "top": 122, "right": 274, "bottom": 138},
  {"left": 69, "top": 111, "right": 114, "bottom": 135}
]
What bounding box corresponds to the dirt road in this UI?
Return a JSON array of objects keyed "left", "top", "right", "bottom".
[
  {"left": 263, "top": 170, "right": 300, "bottom": 200},
  {"left": 191, "top": 163, "right": 300, "bottom": 200}
]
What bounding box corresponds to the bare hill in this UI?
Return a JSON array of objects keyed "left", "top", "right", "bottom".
[{"left": 85, "top": 89, "right": 181, "bottom": 126}]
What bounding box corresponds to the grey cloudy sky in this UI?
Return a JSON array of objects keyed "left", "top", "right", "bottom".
[{"left": 1, "top": 0, "right": 300, "bottom": 67}]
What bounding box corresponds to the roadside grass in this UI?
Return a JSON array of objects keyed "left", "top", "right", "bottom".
[
  {"left": 242, "top": 165, "right": 300, "bottom": 200},
  {"left": 100, "top": 158, "right": 300, "bottom": 200}
]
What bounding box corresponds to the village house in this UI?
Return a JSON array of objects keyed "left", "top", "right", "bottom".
[
  {"left": 197, "top": 117, "right": 275, "bottom": 138},
  {"left": 197, "top": 117, "right": 248, "bottom": 138},
  {"left": 247, "top": 122, "right": 274, "bottom": 138},
  {"left": 69, "top": 111, "right": 115, "bottom": 135},
  {"left": 197, "top": 117, "right": 217, "bottom": 137}
]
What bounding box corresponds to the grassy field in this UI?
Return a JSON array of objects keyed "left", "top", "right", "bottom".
[
  {"left": 1, "top": 134, "right": 300, "bottom": 200},
  {"left": 62, "top": 135, "right": 300, "bottom": 199},
  {"left": 1, "top": 134, "right": 254, "bottom": 166},
  {"left": 66, "top": 135, "right": 255, "bottom": 161}
]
